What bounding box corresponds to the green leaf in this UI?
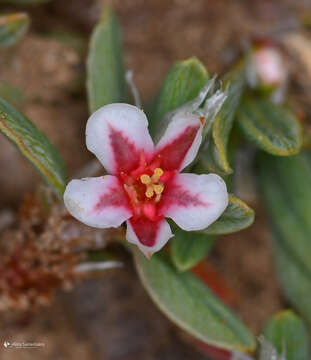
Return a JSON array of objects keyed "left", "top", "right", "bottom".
[
  {"left": 134, "top": 251, "right": 256, "bottom": 353},
  {"left": 271, "top": 232, "right": 311, "bottom": 324},
  {"left": 0, "top": 97, "right": 66, "bottom": 198},
  {"left": 258, "top": 151, "right": 311, "bottom": 322},
  {"left": 202, "top": 194, "right": 255, "bottom": 235},
  {"left": 237, "top": 97, "right": 302, "bottom": 156},
  {"left": 87, "top": 8, "right": 126, "bottom": 113},
  {"left": 150, "top": 57, "right": 208, "bottom": 135},
  {"left": 171, "top": 228, "right": 215, "bottom": 271},
  {"left": 258, "top": 152, "right": 311, "bottom": 275},
  {"left": 203, "top": 62, "right": 246, "bottom": 175},
  {"left": 0, "top": 13, "right": 30, "bottom": 48},
  {"left": 258, "top": 337, "right": 283, "bottom": 360},
  {"left": 263, "top": 310, "right": 310, "bottom": 360}
]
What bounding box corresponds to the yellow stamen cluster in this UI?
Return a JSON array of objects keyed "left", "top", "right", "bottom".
[{"left": 140, "top": 168, "right": 164, "bottom": 199}]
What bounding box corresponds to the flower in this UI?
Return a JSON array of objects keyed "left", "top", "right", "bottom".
[
  {"left": 247, "top": 42, "right": 288, "bottom": 92},
  {"left": 253, "top": 45, "right": 286, "bottom": 87},
  {"left": 246, "top": 41, "right": 288, "bottom": 104},
  {"left": 64, "top": 103, "right": 228, "bottom": 257}
]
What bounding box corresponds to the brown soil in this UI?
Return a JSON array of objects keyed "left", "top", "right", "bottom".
[
  {"left": 0, "top": 0, "right": 309, "bottom": 359},
  {"left": 0, "top": 34, "right": 90, "bottom": 206}
]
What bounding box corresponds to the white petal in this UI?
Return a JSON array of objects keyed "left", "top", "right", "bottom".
[
  {"left": 126, "top": 219, "right": 173, "bottom": 257},
  {"left": 202, "top": 88, "right": 227, "bottom": 136},
  {"left": 86, "top": 103, "right": 154, "bottom": 174},
  {"left": 254, "top": 47, "right": 286, "bottom": 86},
  {"left": 64, "top": 175, "right": 132, "bottom": 228},
  {"left": 160, "top": 173, "right": 228, "bottom": 231},
  {"left": 155, "top": 112, "right": 203, "bottom": 171}
]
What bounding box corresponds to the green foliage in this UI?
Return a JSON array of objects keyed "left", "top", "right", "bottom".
[
  {"left": 203, "top": 62, "right": 246, "bottom": 175},
  {"left": 202, "top": 194, "right": 255, "bottom": 235},
  {"left": 171, "top": 229, "right": 215, "bottom": 271},
  {"left": 87, "top": 8, "right": 126, "bottom": 113},
  {"left": 258, "top": 152, "right": 311, "bottom": 274},
  {"left": 237, "top": 97, "right": 302, "bottom": 155},
  {"left": 272, "top": 233, "right": 311, "bottom": 324},
  {"left": 150, "top": 57, "right": 208, "bottom": 135},
  {"left": 0, "top": 13, "right": 30, "bottom": 48},
  {"left": 134, "top": 250, "right": 256, "bottom": 353},
  {"left": 258, "top": 152, "right": 311, "bottom": 323},
  {"left": 263, "top": 310, "right": 310, "bottom": 360},
  {"left": 0, "top": 97, "right": 66, "bottom": 198}
]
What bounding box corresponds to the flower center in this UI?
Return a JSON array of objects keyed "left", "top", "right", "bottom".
[
  {"left": 121, "top": 166, "right": 166, "bottom": 222},
  {"left": 140, "top": 168, "right": 164, "bottom": 201}
]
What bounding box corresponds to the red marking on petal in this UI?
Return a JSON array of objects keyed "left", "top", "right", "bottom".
[
  {"left": 94, "top": 182, "right": 130, "bottom": 213},
  {"left": 142, "top": 203, "right": 157, "bottom": 221},
  {"left": 129, "top": 218, "right": 162, "bottom": 247},
  {"left": 109, "top": 125, "right": 141, "bottom": 174},
  {"left": 160, "top": 183, "right": 206, "bottom": 212},
  {"left": 156, "top": 125, "right": 200, "bottom": 171},
  {"left": 148, "top": 155, "right": 162, "bottom": 172}
]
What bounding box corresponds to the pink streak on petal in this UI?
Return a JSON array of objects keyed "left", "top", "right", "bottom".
[
  {"left": 129, "top": 218, "right": 162, "bottom": 247},
  {"left": 156, "top": 125, "right": 200, "bottom": 171},
  {"left": 93, "top": 180, "right": 130, "bottom": 213},
  {"left": 159, "top": 182, "right": 208, "bottom": 212},
  {"left": 109, "top": 125, "right": 141, "bottom": 174}
]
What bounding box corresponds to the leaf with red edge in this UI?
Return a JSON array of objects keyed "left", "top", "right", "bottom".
[
  {"left": 191, "top": 260, "right": 238, "bottom": 307},
  {"left": 134, "top": 250, "right": 256, "bottom": 353}
]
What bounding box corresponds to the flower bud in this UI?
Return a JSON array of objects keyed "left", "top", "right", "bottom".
[{"left": 247, "top": 41, "right": 288, "bottom": 102}]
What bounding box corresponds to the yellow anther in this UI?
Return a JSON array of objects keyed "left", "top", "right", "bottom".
[
  {"left": 145, "top": 185, "right": 154, "bottom": 198},
  {"left": 140, "top": 174, "right": 151, "bottom": 185},
  {"left": 140, "top": 168, "right": 164, "bottom": 199},
  {"left": 151, "top": 167, "right": 163, "bottom": 182},
  {"left": 154, "top": 168, "right": 163, "bottom": 176},
  {"left": 153, "top": 183, "right": 164, "bottom": 195}
]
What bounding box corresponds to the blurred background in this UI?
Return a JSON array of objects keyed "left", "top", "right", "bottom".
[{"left": 0, "top": 0, "right": 310, "bottom": 359}]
